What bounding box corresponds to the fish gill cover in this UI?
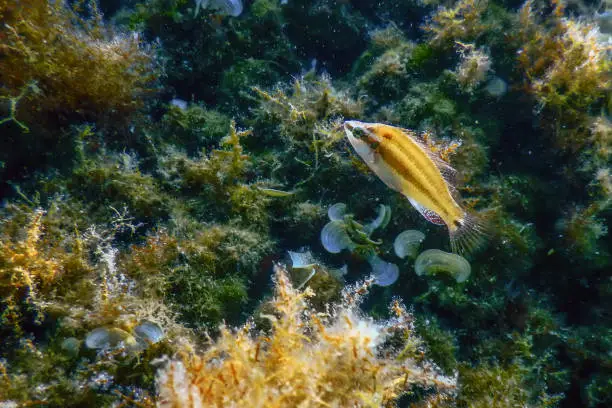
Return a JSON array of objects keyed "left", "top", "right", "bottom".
[{"left": 0, "top": 0, "right": 610, "bottom": 407}]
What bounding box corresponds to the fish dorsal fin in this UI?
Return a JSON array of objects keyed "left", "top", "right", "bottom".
[
  {"left": 408, "top": 197, "right": 446, "bottom": 226},
  {"left": 397, "top": 127, "right": 458, "bottom": 187}
]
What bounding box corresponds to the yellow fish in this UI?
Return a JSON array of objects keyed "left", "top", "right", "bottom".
[{"left": 343, "top": 120, "right": 484, "bottom": 254}]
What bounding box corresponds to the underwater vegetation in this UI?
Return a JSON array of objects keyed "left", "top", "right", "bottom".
[
  {"left": 0, "top": 0, "right": 155, "bottom": 123},
  {"left": 321, "top": 202, "right": 410, "bottom": 287},
  {"left": 0, "top": 0, "right": 610, "bottom": 406},
  {"left": 517, "top": 0, "right": 610, "bottom": 137},
  {"left": 156, "top": 265, "right": 456, "bottom": 407},
  {"left": 0, "top": 205, "right": 185, "bottom": 406}
]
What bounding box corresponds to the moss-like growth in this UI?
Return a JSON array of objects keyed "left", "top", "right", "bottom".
[
  {"left": 358, "top": 42, "right": 414, "bottom": 101},
  {"left": 169, "top": 267, "right": 248, "bottom": 330},
  {"left": 396, "top": 82, "right": 458, "bottom": 129},
  {"left": 161, "top": 103, "right": 232, "bottom": 154},
  {"left": 253, "top": 74, "right": 363, "bottom": 143},
  {"left": 415, "top": 316, "right": 458, "bottom": 374},
  {"left": 220, "top": 58, "right": 284, "bottom": 109},
  {"left": 0, "top": 0, "right": 155, "bottom": 124},
  {"left": 457, "top": 363, "right": 559, "bottom": 408},
  {"left": 70, "top": 153, "right": 169, "bottom": 223},
  {"left": 162, "top": 121, "right": 274, "bottom": 230},
  {"left": 123, "top": 226, "right": 274, "bottom": 330}
]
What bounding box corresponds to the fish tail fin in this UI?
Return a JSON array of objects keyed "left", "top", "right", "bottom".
[{"left": 449, "top": 211, "right": 488, "bottom": 255}]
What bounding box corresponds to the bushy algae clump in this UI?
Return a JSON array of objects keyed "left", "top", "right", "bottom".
[
  {"left": 453, "top": 43, "right": 492, "bottom": 92},
  {"left": 0, "top": 0, "right": 155, "bottom": 123},
  {"left": 253, "top": 73, "right": 363, "bottom": 143},
  {"left": 517, "top": 0, "right": 611, "bottom": 136},
  {"left": 423, "top": 0, "right": 489, "bottom": 48},
  {"left": 122, "top": 224, "right": 274, "bottom": 331},
  {"left": 0, "top": 205, "right": 186, "bottom": 406},
  {"left": 155, "top": 265, "right": 456, "bottom": 407}
]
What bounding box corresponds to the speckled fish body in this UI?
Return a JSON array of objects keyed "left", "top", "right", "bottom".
[{"left": 343, "top": 120, "right": 483, "bottom": 253}]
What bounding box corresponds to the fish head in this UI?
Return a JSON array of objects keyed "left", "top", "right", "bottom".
[{"left": 343, "top": 121, "right": 382, "bottom": 160}]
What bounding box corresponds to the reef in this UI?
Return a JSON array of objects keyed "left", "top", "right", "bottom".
[{"left": 0, "top": 0, "right": 610, "bottom": 407}]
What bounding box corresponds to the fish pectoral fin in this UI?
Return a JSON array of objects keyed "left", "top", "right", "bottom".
[
  {"left": 407, "top": 198, "right": 446, "bottom": 226},
  {"left": 373, "top": 160, "right": 404, "bottom": 192}
]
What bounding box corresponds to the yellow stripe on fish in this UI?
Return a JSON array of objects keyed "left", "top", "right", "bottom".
[{"left": 343, "top": 120, "right": 485, "bottom": 254}]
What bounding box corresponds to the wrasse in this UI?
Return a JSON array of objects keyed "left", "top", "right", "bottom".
[{"left": 344, "top": 120, "right": 485, "bottom": 254}]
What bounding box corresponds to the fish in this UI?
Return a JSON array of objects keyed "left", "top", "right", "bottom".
[
  {"left": 343, "top": 120, "right": 485, "bottom": 254},
  {"left": 257, "top": 187, "right": 295, "bottom": 197}
]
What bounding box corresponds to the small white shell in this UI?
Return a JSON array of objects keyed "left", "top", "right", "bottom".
[
  {"left": 197, "top": 0, "right": 243, "bottom": 17},
  {"left": 321, "top": 220, "right": 353, "bottom": 254},
  {"left": 288, "top": 250, "right": 316, "bottom": 269},
  {"left": 134, "top": 321, "right": 164, "bottom": 344},
  {"left": 393, "top": 230, "right": 426, "bottom": 259},
  {"left": 327, "top": 203, "right": 347, "bottom": 221},
  {"left": 85, "top": 327, "right": 135, "bottom": 349},
  {"left": 85, "top": 328, "right": 112, "bottom": 349},
  {"left": 170, "top": 98, "right": 188, "bottom": 110},
  {"left": 368, "top": 255, "right": 399, "bottom": 287}
]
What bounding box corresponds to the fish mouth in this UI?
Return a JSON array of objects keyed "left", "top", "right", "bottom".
[{"left": 344, "top": 120, "right": 363, "bottom": 132}]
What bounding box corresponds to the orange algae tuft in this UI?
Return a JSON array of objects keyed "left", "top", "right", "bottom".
[
  {"left": 155, "top": 265, "right": 456, "bottom": 407},
  {"left": 0, "top": 208, "right": 72, "bottom": 337}
]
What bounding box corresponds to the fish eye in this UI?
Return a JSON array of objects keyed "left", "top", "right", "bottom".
[{"left": 353, "top": 127, "right": 367, "bottom": 139}]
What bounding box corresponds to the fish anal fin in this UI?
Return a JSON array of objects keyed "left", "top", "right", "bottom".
[{"left": 408, "top": 198, "right": 446, "bottom": 226}]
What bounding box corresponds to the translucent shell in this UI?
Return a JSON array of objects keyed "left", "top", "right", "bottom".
[
  {"left": 368, "top": 255, "right": 399, "bottom": 287},
  {"left": 134, "top": 321, "right": 164, "bottom": 344},
  {"left": 321, "top": 220, "right": 354, "bottom": 254},
  {"left": 288, "top": 250, "right": 317, "bottom": 269},
  {"left": 85, "top": 327, "right": 136, "bottom": 350},
  {"left": 394, "top": 230, "right": 426, "bottom": 259},
  {"left": 327, "top": 203, "right": 347, "bottom": 221},
  {"left": 414, "top": 249, "right": 471, "bottom": 283},
  {"left": 288, "top": 250, "right": 317, "bottom": 289}
]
